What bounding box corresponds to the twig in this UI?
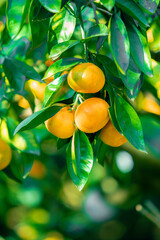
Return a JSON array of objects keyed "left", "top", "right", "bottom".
[
  {"left": 91, "top": 2, "right": 99, "bottom": 24},
  {"left": 96, "top": 7, "right": 113, "bottom": 16}
]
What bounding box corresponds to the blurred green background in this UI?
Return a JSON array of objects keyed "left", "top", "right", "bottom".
[{"left": 1, "top": 0, "right": 160, "bottom": 239}]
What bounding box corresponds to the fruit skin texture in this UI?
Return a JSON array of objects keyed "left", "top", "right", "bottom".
[
  {"left": 67, "top": 63, "right": 105, "bottom": 93},
  {"left": 100, "top": 120, "right": 127, "bottom": 147},
  {"left": 0, "top": 139, "right": 12, "bottom": 170},
  {"left": 45, "top": 106, "right": 75, "bottom": 139},
  {"left": 75, "top": 98, "right": 110, "bottom": 133}
]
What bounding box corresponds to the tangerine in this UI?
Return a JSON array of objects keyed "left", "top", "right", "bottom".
[
  {"left": 25, "top": 80, "right": 47, "bottom": 101},
  {"left": 67, "top": 63, "right": 105, "bottom": 93},
  {"left": 75, "top": 97, "right": 110, "bottom": 133},
  {"left": 45, "top": 106, "right": 75, "bottom": 139},
  {"left": 0, "top": 139, "right": 12, "bottom": 170},
  {"left": 100, "top": 120, "right": 127, "bottom": 147}
]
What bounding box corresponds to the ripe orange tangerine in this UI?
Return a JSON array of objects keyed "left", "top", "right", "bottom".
[
  {"left": 100, "top": 120, "right": 127, "bottom": 147},
  {"left": 0, "top": 138, "right": 12, "bottom": 170},
  {"left": 29, "top": 160, "right": 46, "bottom": 179},
  {"left": 45, "top": 106, "right": 75, "bottom": 139},
  {"left": 75, "top": 98, "right": 110, "bottom": 133},
  {"left": 67, "top": 63, "right": 105, "bottom": 93}
]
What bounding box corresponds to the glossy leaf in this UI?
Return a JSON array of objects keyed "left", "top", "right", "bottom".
[
  {"left": 115, "top": 0, "right": 149, "bottom": 27},
  {"left": 6, "top": 117, "right": 40, "bottom": 155},
  {"left": 140, "top": 114, "right": 160, "bottom": 159},
  {"left": 108, "top": 14, "right": 130, "bottom": 74},
  {"left": 12, "top": 59, "right": 42, "bottom": 81},
  {"left": 49, "top": 40, "right": 80, "bottom": 59},
  {"left": 44, "top": 74, "right": 75, "bottom": 107},
  {"left": 43, "top": 58, "right": 85, "bottom": 80},
  {"left": 57, "top": 138, "right": 70, "bottom": 150},
  {"left": 97, "top": 54, "right": 120, "bottom": 78},
  {"left": 39, "top": 0, "right": 61, "bottom": 13},
  {"left": 101, "top": 0, "right": 115, "bottom": 11},
  {"left": 125, "top": 18, "right": 153, "bottom": 77},
  {"left": 29, "top": 0, "right": 50, "bottom": 47},
  {"left": 48, "top": 6, "right": 76, "bottom": 51},
  {"left": 3, "top": 151, "right": 34, "bottom": 182},
  {"left": 0, "top": 78, "right": 6, "bottom": 101},
  {"left": 115, "top": 94, "right": 146, "bottom": 152},
  {"left": 119, "top": 57, "right": 141, "bottom": 93},
  {"left": 106, "top": 84, "right": 121, "bottom": 132},
  {"left": 3, "top": 58, "right": 26, "bottom": 92},
  {"left": 84, "top": 24, "right": 108, "bottom": 41},
  {"left": 67, "top": 130, "right": 93, "bottom": 191},
  {"left": 6, "top": 0, "right": 29, "bottom": 38},
  {"left": 2, "top": 37, "right": 30, "bottom": 60},
  {"left": 126, "top": 74, "right": 143, "bottom": 99},
  {"left": 14, "top": 104, "right": 63, "bottom": 134},
  {"left": 135, "top": 0, "right": 159, "bottom": 13}
]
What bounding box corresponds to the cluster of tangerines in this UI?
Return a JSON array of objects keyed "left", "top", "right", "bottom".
[{"left": 45, "top": 62, "right": 127, "bottom": 147}]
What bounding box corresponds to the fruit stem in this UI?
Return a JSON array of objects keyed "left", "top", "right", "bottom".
[{"left": 72, "top": 94, "right": 83, "bottom": 110}]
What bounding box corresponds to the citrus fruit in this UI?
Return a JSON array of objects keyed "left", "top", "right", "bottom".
[
  {"left": 100, "top": 120, "right": 127, "bottom": 147},
  {"left": 75, "top": 97, "right": 110, "bottom": 133},
  {"left": 67, "top": 63, "right": 105, "bottom": 93},
  {"left": 0, "top": 139, "right": 12, "bottom": 170},
  {"left": 45, "top": 106, "right": 75, "bottom": 139},
  {"left": 29, "top": 160, "right": 46, "bottom": 179},
  {"left": 25, "top": 80, "right": 47, "bottom": 101}
]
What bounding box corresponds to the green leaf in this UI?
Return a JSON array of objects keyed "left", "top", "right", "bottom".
[
  {"left": 3, "top": 151, "right": 34, "bottom": 182},
  {"left": 48, "top": 6, "right": 76, "bottom": 51},
  {"left": 106, "top": 84, "right": 121, "bottom": 132},
  {"left": 29, "top": 0, "right": 50, "bottom": 47},
  {"left": 14, "top": 104, "right": 63, "bottom": 135},
  {"left": 67, "top": 130, "right": 94, "bottom": 191},
  {"left": 39, "top": 0, "right": 61, "bottom": 13},
  {"left": 0, "top": 78, "right": 6, "bottom": 101},
  {"left": 6, "top": 0, "right": 29, "bottom": 38},
  {"left": 115, "top": 0, "right": 149, "bottom": 27},
  {"left": 101, "top": 0, "right": 115, "bottom": 11},
  {"left": 95, "top": 139, "right": 109, "bottom": 166},
  {"left": 43, "top": 58, "right": 85, "bottom": 80},
  {"left": 147, "top": 16, "right": 160, "bottom": 52},
  {"left": 125, "top": 18, "right": 153, "bottom": 77},
  {"left": 13, "top": 59, "right": 42, "bottom": 81},
  {"left": 3, "top": 58, "right": 26, "bottom": 92},
  {"left": 44, "top": 74, "right": 75, "bottom": 107},
  {"left": 126, "top": 74, "right": 143, "bottom": 99},
  {"left": 115, "top": 94, "right": 146, "bottom": 152},
  {"left": 6, "top": 117, "right": 40, "bottom": 155},
  {"left": 108, "top": 14, "right": 130, "bottom": 74},
  {"left": 49, "top": 40, "right": 80, "bottom": 59},
  {"left": 135, "top": 0, "right": 159, "bottom": 13},
  {"left": 97, "top": 54, "right": 119, "bottom": 78},
  {"left": 57, "top": 138, "right": 70, "bottom": 150},
  {"left": 140, "top": 114, "right": 160, "bottom": 159},
  {"left": 3, "top": 150, "right": 23, "bottom": 182},
  {"left": 119, "top": 57, "right": 141, "bottom": 93},
  {"left": 2, "top": 37, "right": 30, "bottom": 60},
  {"left": 84, "top": 24, "right": 108, "bottom": 41}
]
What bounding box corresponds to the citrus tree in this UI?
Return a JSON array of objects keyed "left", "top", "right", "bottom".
[{"left": 0, "top": 0, "right": 160, "bottom": 192}]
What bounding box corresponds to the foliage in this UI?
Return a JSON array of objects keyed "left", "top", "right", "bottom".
[{"left": 0, "top": 0, "right": 160, "bottom": 210}]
